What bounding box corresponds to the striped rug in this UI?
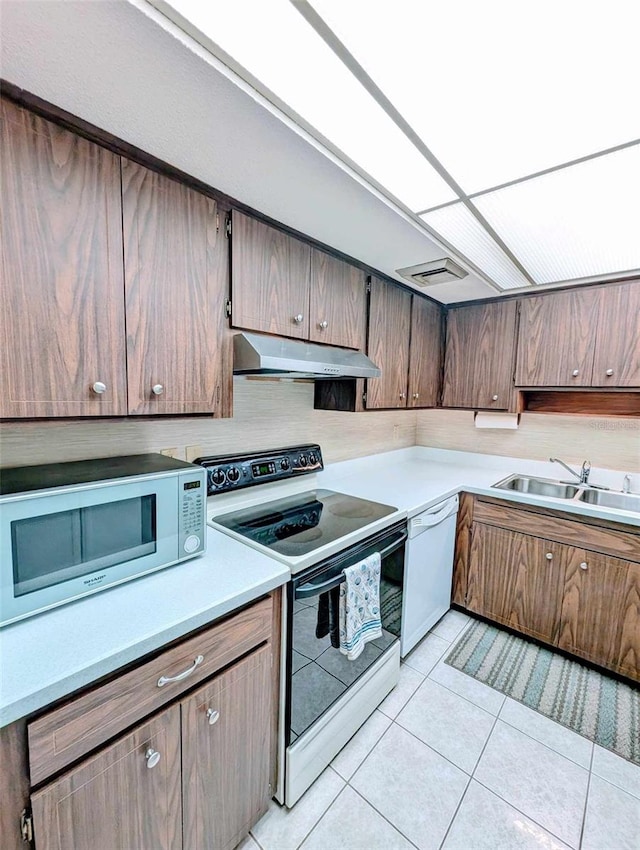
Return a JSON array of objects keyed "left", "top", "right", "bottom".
[{"left": 445, "top": 619, "right": 640, "bottom": 765}]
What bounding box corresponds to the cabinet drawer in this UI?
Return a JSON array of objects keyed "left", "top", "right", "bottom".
[
  {"left": 473, "top": 499, "right": 640, "bottom": 562},
  {"left": 28, "top": 595, "right": 273, "bottom": 786}
]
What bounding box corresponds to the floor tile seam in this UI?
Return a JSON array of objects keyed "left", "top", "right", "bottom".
[
  {"left": 434, "top": 772, "right": 474, "bottom": 850},
  {"left": 495, "top": 713, "right": 594, "bottom": 770},
  {"left": 335, "top": 716, "right": 397, "bottom": 782},
  {"left": 248, "top": 831, "right": 267, "bottom": 850},
  {"left": 578, "top": 745, "right": 596, "bottom": 850},
  {"left": 389, "top": 715, "right": 475, "bottom": 779},
  {"left": 342, "top": 782, "right": 423, "bottom": 850},
  {"left": 466, "top": 776, "right": 581, "bottom": 850},
  {"left": 281, "top": 765, "right": 346, "bottom": 850},
  {"left": 402, "top": 640, "right": 452, "bottom": 676},
  {"left": 431, "top": 623, "right": 470, "bottom": 644},
  {"left": 589, "top": 752, "right": 640, "bottom": 801},
  {"left": 421, "top": 668, "right": 505, "bottom": 718}
]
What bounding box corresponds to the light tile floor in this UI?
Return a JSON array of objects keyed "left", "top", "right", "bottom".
[{"left": 245, "top": 610, "right": 640, "bottom": 850}]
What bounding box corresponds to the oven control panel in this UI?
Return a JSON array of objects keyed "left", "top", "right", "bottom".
[{"left": 195, "top": 444, "right": 324, "bottom": 496}]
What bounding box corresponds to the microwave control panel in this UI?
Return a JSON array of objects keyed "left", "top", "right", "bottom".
[
  {"left": 196, "top": 444, "right": 324, "bottom": 496},
  {"left": 178, "top": 468, "right": 206, "bottom": 555}
]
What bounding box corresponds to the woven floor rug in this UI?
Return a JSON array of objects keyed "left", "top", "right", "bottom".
[{"left": 445, "top": 619, "right": 640, "bottom": 765}]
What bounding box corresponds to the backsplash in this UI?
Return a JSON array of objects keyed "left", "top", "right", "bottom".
[
  {"left": 0, "top": 379, "right": 416, "bottom": 468},
  {"left": 416, "top": 409, "right": 640, "bottom": 472}
]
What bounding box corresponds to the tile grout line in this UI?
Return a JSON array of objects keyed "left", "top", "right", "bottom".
[
  {"left": 495, "top": 712, "right": 593, "bottom": 770},
  {"left": 347, "top": 784, "right": 423, "bottom": 850},
  {"left": 578, "top": 742, "right": 597, "bottom": 850}
]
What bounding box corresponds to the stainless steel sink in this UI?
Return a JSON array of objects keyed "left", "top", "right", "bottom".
[
  {"left": 492, "top": 475, "right": 581, "bottom": 499},
  {"left": 578, "top": 489, "right": 640, "bottom": 512}
]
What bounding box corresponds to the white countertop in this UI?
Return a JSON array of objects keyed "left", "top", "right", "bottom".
[
  {"left": 0, "top": 527, "right": 289, "bottom": 728},
  {"left": 318, "top": 447, "right": 640, "bottom": 526}
]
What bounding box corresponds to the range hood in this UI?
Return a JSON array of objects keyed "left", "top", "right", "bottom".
[{"left": 233, "top": 332, "right": 381, "bottom": 379}]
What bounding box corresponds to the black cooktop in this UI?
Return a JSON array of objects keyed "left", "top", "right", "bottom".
[{"left": 213, "top": 489, "right": 396, "bottom": 558}]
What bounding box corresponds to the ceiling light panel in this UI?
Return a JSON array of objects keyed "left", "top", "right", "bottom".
[
  {"left": 420, "top": 204, "right": 531, "bottom": 290},
  {"left": 473, "top": 144, "right": 640, "bottom": 284},
  {"left": 160, "top": 0, "right": 456, "bottom": 211},
  {"left": 308, "top": 0, "right": 640, "bottom": 193}
]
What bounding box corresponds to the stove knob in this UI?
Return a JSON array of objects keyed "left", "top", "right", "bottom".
[
  {"left": 210, "top": 468, "right": 226, "bottom": 487},
  {"left": 280, "top": 458, "right": 290, "bottom": 471},
  {"left": 227, "top": 466, "right": 240, "bottom": 483},
  {"left": 298, "top": 454, "right": 307, "bottom": 467},
  {"left": 308, "top": 452, "right": 318, "bottom": 465}
]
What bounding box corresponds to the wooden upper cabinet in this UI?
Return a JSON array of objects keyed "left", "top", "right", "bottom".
[
  {"left": 181, "top": 646, "right": 272, "bottom": 850},
  {"left": 515, "top": 288, "right": 600, "bottom": 386},
  {"left": 230, "top": 210, "right": 310, "bottom": 339},
  {"left": 366, "top": 277, "right": 412, "bottom": 409},
  {"left": 31, "top": 705, "right": 182, "bottom": 850},
  {"left": 408, "top": 296, "right": 442, "bottom": 408},
  {"left": 592, "top": 280, "right": 640, "bottom": 387},
  {"left": 558, "top": 551, "right": 640, "bottom": 680},
  {"left": 122, "top": 162, "right": 228, "bottom": 415},
  {"left": 467, "top": 523, "right": 567, "bottom": 644},
  {"left": 0, "top": 98, "right": 127, "bottom": 418},
  {"left": 442, "top": 300, "right": 518, "bottom": 410},
  {"left": 308, "top": 249, "right": 366, "bottom": 349}
]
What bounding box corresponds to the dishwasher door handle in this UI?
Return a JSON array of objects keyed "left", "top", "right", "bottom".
[{"left": 410, "top": 500, "right": 458, "bottom": 533}]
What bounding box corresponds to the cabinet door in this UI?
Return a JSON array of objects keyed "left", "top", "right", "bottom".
[
  {"left": 467, "top": 524, "right": 566, "bottom": 644},
  {"left": 442, "top": 300, "right": 517, "bottom": 410},
  {"left": 592, "top": 280, "right": 640, "bottom": 387},
  {"left": 515, "top": 288, "right": 600, "bottom": 386},
  {"left": 230, "top": 210, "right": 310, "bottom": 339},
  {"left": 0, "top": 98, "right": 127, "bottom": 417},
  {"left": 122, "top": 162, "right": 227, "bottom": 415},
  {"left": 559, "top": 551, "right": 640, "bottom": 680},
  {"left": 31, "top": 705, "right": 182, "bottom": 850},
  {"left": 182, "top": 644, "right": 272, "bottom": 850},
  {"left": 308, "top": 249, "right": 366, "bottom": 349},
  {"left": 408, "top": 296, "right": 442, "bottom": 407},
  {"left": 366, "top": 277, "right": 412, "bottom": 409}
]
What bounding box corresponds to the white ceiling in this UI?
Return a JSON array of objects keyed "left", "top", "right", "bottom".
[{"left": 1, "top": 0, "right": 638, "bottom": 302}]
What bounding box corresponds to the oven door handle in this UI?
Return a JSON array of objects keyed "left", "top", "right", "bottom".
[{"left": 295, "top": 532, "right": 407, "bottom": 599}]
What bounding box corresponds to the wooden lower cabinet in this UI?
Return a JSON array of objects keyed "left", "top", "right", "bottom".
[
  {"left": 182, "top": 645, "right": 272, "bottom": 850},
  {"left": 31, "top": 706, "right": 183, "bottom": 850},
  {"left": 467, "top": 523, "right": 566, "bottom": 644},
  {"left": 558, "top": 551, "right": 640, "bottom": 679}
]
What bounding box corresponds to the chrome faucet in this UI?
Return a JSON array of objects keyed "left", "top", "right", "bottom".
[{"left": 549, "top": 457, "right": 591, "bottom": 484}]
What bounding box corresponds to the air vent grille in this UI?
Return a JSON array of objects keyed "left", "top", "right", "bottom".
[{"left": 396, "top": 258, "right": 469, "bottom": 286}]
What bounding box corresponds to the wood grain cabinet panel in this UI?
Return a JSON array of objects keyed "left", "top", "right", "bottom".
[
  {"left": 515, "top": 288, "right": 600, "bottom": 386},
  {"left": 558, "top": 551, "right": 640, "bottom": 679},
  {"left": 467, "top": 523, "right": 566, "bottom": 644},
  {"left": 230, "top": 210, "right": 310, "bottom": 339},
  {"left": 592, "top": 280, "right": 640, "bottom": 387},
  {"left": 366, "top": 277, "right": 412, "bottom": 409},
  {"left": 308, "top": 249, "right": 366, "bottom": 349},
  {"left": 31, "top": 705, "right": 182, "bottom": 850},
  {"left": 0, "top": 98, "right": 127, "bottom": 417},
  {"left": 122, "top": 162, "right": 227, "bottom": 415},
  {"left": 408, "top": 296, "right": 442, "bottom": 408},
  {"left": 182, "top": 645, "right": 272, "bottom": 850},
  {"left": 442, "top": 300, "right": 518, "bottom": 410}
]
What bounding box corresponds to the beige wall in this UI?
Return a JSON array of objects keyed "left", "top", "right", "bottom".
[
  {"left": 416, "top": 409, "right": 640, "bottom": 472},
  {"left": 0, "top": 379, "right": 416, "bottom": 468}
]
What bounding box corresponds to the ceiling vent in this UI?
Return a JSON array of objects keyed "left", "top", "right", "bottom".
[{"left": 396, "top": 258, "right": 469, "bottom": 286}]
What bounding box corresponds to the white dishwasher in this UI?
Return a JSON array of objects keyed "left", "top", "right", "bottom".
[{"left": 401, "top": 495, "right": 459, "bottom": 656}]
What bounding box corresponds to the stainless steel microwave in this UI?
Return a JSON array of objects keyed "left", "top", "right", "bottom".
[{"left": 0, "top": 454, "right": 206, "bottom": 627}]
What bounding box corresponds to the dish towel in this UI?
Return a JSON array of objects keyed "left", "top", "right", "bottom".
[{"left": 339, "top": 552, "right": 382, "bottom": 661}]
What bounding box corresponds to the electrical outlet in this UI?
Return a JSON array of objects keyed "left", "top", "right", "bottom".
[
  {"left": 160, "top": 447, "right": 179, "bottom": 458},
  {"left": 185, "top": 444, "right": 204, "bottom": 463},
  {"left": 393, "top": 424, "right": 401, "bottom": 442}
]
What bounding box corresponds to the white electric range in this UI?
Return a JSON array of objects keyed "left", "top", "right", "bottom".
[{"left": 198, "top": 444, "right": 407, "bottom": 806}]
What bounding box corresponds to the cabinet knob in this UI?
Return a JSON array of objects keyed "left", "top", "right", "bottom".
[
  {"left": 605, "top": 369, "right": 614, "bottom": 376},
  {"left": 399, "top": 392, "right": 406, "bottom": 400},
  {"left": 571, "top": 369, "right": 579, "bottom": 377},
  {"left": 545, "top": 552, "right": 553, "bottom": 560},
  {"left": 152, "top": 384, "right": 164, "bottom": 395},
  {"left": 145, "top": 748, "right": 161, "bottom": 769},
  {"left": 318, "top": 320, "right": 328, "bottom": 329},
  {"left": 412, "top": 393, "right": 419, "bottom": 400},
  {"left": 491, "top": 394, "right": 499, "bottom": 401},
  {"left": 91, "top": 381, "right": 107, "bottom": 395},
  {"left": 206, "top": 708, "right": 220, "bottom": 726},
  {"left": 579, "top": 562, "right": 588, "bottom": 570},
  {"left": 293, "top": 314, "right": 304, "bottom": 324}
]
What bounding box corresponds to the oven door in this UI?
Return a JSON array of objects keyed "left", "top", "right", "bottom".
[{"left": 287, "top": 521, "right": 406, "bottom": 746}]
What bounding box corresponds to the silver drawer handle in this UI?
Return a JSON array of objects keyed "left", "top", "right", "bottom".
[
  {"left": 206, "top": 708, "right": 220, "bottom": 726},
  {"left": 145, "top": 747, "right": 161, "bottom": 769},
  {"left": 157, "top": 654, "right": 204, "bottom": 687}
]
